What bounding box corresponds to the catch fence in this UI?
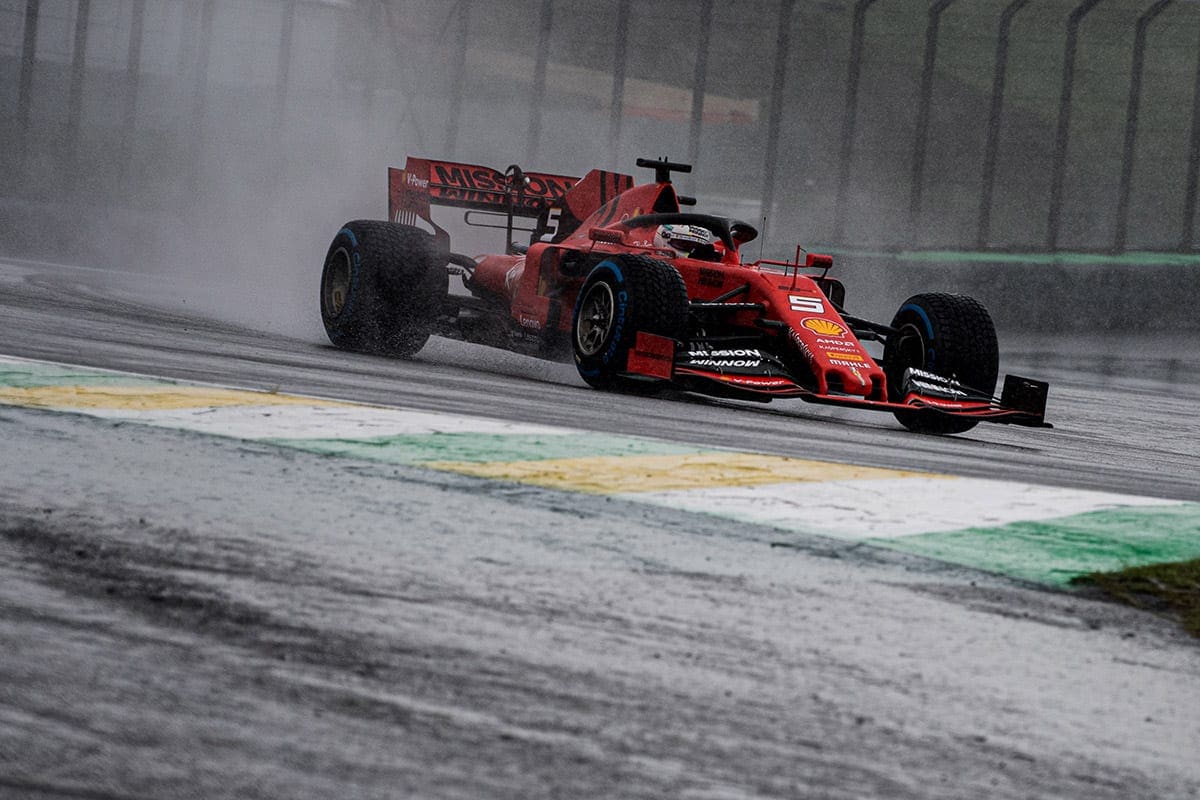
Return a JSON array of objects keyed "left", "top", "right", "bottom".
[{"left": 3, "top": 0, "right": 1200, "bottom": 255}]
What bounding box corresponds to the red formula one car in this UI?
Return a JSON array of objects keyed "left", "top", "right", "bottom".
[{"left": 320, "top": 156, "right": 1049, "bottom": 434}]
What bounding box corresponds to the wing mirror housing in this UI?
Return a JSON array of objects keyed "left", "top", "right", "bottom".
[
  {"left": 589, "top": 227, "right": 625, "bottom": 244},
  {"left": 805, "top": 252, "right": 834, "bottom": 270},
  {"left": 730, "top": 222, "right": 758, "bottom": 245}
]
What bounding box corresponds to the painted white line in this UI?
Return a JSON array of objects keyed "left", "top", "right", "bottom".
[
  {"left": 618, "top": 478, "right": 1184, "bottom": 539},
  {"left": 5, "top": 353, "right": 1182, "bottom": 546},
  {"left": 0, "top": 354, "right": 583, "bottom": 439},
  {"left": 66, "top": 404, "right": 582, "bottom": 440}
]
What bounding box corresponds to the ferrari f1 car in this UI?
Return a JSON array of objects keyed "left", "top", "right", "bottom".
[{"left": 319, "top": 156, "right": 1049, "bottom": 434}]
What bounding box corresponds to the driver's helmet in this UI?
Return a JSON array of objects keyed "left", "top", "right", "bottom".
[{"left": 654, "top": 223, "right": 715, "bottom": 259}]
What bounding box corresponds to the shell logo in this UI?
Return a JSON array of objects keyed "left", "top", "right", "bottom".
[{"left": 802, "top": 318, "right": 846, "bottom": 336}]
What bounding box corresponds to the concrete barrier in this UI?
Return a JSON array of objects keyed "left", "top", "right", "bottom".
[{"left": 829, "top": 251, "right": 1200, "bottom": 333}]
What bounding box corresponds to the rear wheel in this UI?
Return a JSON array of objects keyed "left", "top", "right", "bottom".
[
  {"left": 882, "top": 292, "right": 999, "bottom": 434},
  {"left": 572, "top": 255, "right": 688, "bottom": 390},
  {"left": 320, "top": 220, "right": 447, "bottom": 357}
]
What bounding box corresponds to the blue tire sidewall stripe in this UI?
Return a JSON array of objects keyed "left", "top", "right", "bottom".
[
  {"left": 900, "top": 302, "right": 936, "bottom": 370},
  {"left": 329, "top": 227, "right": 362, "bottom": 332},
  {"left": 574, "top": 258, "right": 629, "bottom": 371}
]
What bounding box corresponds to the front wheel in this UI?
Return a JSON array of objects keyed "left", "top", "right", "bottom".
[
  {"left": 572, "top": 255, "right": 688, "bottom": 390},
  {"left": 882, "top": 292, "right": 999, "bottom": 434}
]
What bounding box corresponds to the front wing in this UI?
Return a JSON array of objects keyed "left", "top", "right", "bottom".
[{"left": 629, "top": 334, "right": 1050, "bottom": 428}]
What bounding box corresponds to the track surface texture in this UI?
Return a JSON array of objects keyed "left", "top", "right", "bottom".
[{"left": 2, "top": 258, "right": 1198, "bottom": 799}]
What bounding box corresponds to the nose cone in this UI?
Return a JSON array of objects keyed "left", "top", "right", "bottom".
[{"left": 787, "top": 316, "right": 885, "bottom": 399}]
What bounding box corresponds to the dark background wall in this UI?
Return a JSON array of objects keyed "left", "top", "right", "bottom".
[{"left": 2, "top": 0, "right": 1199, "bottom": 332}]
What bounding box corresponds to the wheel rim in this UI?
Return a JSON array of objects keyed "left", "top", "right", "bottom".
[
  {"left": 886, "top": 322, "right": 928, "bottom": 395},
  {"left": 323, "top": 247, "right": 352, "bottom": 317},
  {"left": 576, "top": 281, "right": 616, "bottom": 357},
  {"left": 893, "top": 323, "right": 927, "bottom": 372}
]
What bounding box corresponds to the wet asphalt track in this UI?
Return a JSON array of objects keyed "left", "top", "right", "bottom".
[
  {"left": 2, "top": 258, "right": 1199, "bottom": 799},
  {"left": 2, "top": 258, "right": 1197, "bottom": 500}
]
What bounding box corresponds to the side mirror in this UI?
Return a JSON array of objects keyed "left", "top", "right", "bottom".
[
  {"left": 805, "top": 252, "right": 833, "bottom": 270},
  {"left": 730, "top": 222, "right": 759, "bottom": 245},
  {"left": 589, "top": 227, "right": 624, "bottom": 244}
]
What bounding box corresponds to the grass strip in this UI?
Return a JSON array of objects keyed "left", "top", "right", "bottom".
[
  {"left": 1071, "top": 559, "right": 1200, "bottom": 638},
  {"left": 871, "top": 505, "right": 1200, "bottom": 587}
]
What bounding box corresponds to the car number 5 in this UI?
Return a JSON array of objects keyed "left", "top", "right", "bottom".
[{"left": 789, "top": 295, "right": 825, "bottom": 313}]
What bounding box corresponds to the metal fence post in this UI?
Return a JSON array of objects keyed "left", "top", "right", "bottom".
[
  {"left": 444, "top": 0, "right": 470, "bottom": 160},
  {"left": 16, "top": 0, "right": 40, "bottom": 170},
  {"left": 187, "top": 0, "right": 215, "bottom": 201},
  {"left": 908, "top": 0, "right": 956, "bottom": 244},
  {"left": 1113, "top": 0, "right": 1173, "bottom": 252},
  {"left": 977, "top": 0, "right": 1031, "bottom": 249},
  {"left": 1180, "top": 22, "right": 1200, "bottom": 250},
  {"left": 526, "top": 0, "right": 553, "bottom": 165},
  {"left": 833, "top": 0, "right": 881, "bottom": 244},
  {"left": 1047, "top": 0, "right": 1104, "bottom": 251},
  {"left": 608, "top": 0, "right": 631, "bottom": 170},
  {"left": 65, "top": 0, "right": 90, "bottom": 194},
  {"left": 688, "top": 0, "right": 715, "bottom": 170},
  {"left": 761, "top": 0, "right": 796, "bottom": 239},
  {"left": 119, "top": 0, "right": 144, "bottom": 190}
]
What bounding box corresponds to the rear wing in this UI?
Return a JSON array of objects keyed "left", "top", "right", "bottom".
[{"left": 389, "top": 157, "right": 579, "bottom": 235}]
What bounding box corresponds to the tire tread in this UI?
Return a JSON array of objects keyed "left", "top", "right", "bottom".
[
  {"left": 572, "top": 254, "right": 688, "bottom": 389},
  {"left": 320, "top": 220, "right": 446, "bottom": 357},
  {"left": 884, "top": 292, "right": 999, "bottom": 434}
]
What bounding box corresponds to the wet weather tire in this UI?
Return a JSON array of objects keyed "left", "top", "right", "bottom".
[
  {"left": 572, "top": 255, "right": 688, "bottom": 390},
  {"left": 320, "top": 220, "right": 447, "bottom": 357},
  {"left": 882, "top": 292, "right": 999, "bottom": 435}
]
